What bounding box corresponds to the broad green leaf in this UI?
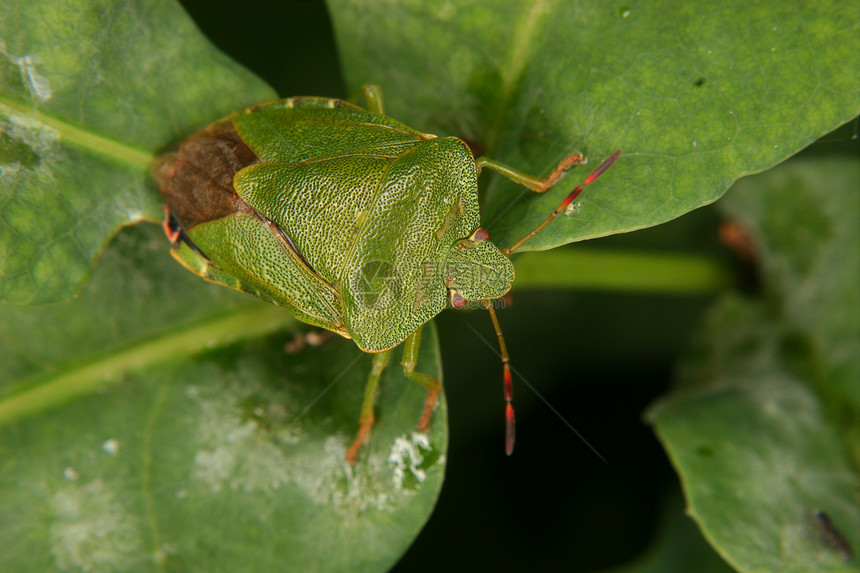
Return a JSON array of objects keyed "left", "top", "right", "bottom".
[
  {"left": 648, "top": 156, "right": 860, "bottom": 572},
  {"left": 327, "top": 0, "right": 860, "bottom": 250},
  {"left": 0, "top": 225, "right": 448, "bottom": 572},
  {"left": 649, "top": 297, "right": 859, "bottom": 572},
  {"left": 0, "top": 0, "right": 275, "bottom": 304},
  {"left": 0, "top": 3, "right": 448, "bottom": 569}
]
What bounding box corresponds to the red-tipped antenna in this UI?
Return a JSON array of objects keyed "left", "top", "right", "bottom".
[
  {"left": 467, "top": 150, "right": 620, "bottom": 457},
  {"left": 502, "top": 150, "right": 621, "bottom": 256},
  {"left": 483, "top": 300, "right": 515, "bottom": 455}
]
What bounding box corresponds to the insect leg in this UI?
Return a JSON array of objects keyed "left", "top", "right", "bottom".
[
  {"left": 400, "top": 325, "right": 442, "bottom": 433},
  {"left": 349, "top": 84, "right": 386, "bottom": 114},
  {"left": 475, "top": 152, "right": 586, "bottom": 192},
  {"left": 485, "top": 150, "right": 622, "bottom": 256},
  {"left": 345, "top": 348, "right": 391, "bottom": 464}
]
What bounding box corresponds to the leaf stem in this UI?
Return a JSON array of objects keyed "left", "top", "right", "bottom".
[{"left": 512, "top": 248, "right": 734, "bottom": 293}]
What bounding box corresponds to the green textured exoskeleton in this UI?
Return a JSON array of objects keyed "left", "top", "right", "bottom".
[{"left": 155, "top": 85, "right": 620, "bottom": 462}]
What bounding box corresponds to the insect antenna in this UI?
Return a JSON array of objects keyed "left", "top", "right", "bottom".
[
  {"left": 482, "top": 299, "right": 515, "bottom": 455},
  {"left": 502, "top": 150, "right": 622, "bottom": 256}
]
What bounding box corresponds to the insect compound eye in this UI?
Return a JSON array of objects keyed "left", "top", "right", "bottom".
[
  {"left": 457, "top": 228, "right": 489, "bottom": 250},
  {"left": 458, "top": 228, "right": 489, "bottom": 249},
  {"left": 448, "top": 288, "right": 467, "bottom": 309},
  {"left": 469, "top": 228, "right": 489, "bottom": 243}
]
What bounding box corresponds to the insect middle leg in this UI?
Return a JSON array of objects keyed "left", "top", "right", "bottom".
[
  {"left": 344, "top": 325, "right": 440, "bottom": 464},
  {"left": 346, "top": 348, "right": 391, "bottom": 464}
]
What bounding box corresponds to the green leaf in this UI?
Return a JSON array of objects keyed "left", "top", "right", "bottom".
[
  {"left": 0, "top": 225, "right": 447, "bottom": 572},
  {"left": 0, "top": 0, "right": 276, "bottom": 304},
  {"left": 0, "top": 3, "right": 450, "bottom": 569},
  {"left": 647, "top": 156, "right": 860, "bottom": 572},
  {"left": 649, "top": 297, "right": 859, "bottom": 572},
  {"left": 327, "top": 0, "right": 860, "bottom": 250}
]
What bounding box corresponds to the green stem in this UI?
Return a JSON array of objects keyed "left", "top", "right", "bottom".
[
  {"left": 513, "top": 248, "right": 734, "bottom": 293},
  {"left": 0, "top": 305, "right": 296, "bottom": 426}
]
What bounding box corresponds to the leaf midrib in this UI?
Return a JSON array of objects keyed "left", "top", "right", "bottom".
[
  {"left": 485, "top": 0, "right": 553, "bottom": 153},
  {"left": 1, "top": 97, "right": 154, "bottom": 170},
  {"left": 0, "top": 305, "right": 296, "bottom": 426}
]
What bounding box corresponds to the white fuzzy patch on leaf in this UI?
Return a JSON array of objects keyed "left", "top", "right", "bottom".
[{"left": 50, "top": 479, "right": 144, "bottom": 573}]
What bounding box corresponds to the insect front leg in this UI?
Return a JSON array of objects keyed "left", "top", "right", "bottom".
[
  {"left": 400, "top": 325, "right": 442, "bottom": 433},
  {"left": 477, "top": 150, "right": 622, "bottom": 255},
  {"left": 345, "top": 348, "right": 391, "bottom": 464},
  {"left": 475, "top": 153, "right": 586, "bottom": 192}
]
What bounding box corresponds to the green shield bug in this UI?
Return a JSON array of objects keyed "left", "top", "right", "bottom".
[{"left": 155, "top": 85, "right": 620, "bottom": 463}]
